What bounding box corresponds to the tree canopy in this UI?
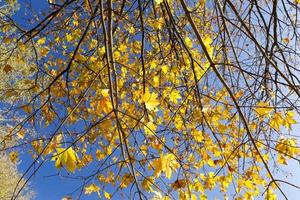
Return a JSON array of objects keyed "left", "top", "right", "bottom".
[{"left": 1, "top": 0, "right": 300, "bottom": 199}]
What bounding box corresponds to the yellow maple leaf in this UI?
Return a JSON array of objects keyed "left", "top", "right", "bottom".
[
  {"left": 265, "top": 189, "right": 277, "bottom": 200},
  {"left": 44, "top": 134, "right": 62, "bottom": 155},
  {"left": 90, "top": 90, "right": 113, "bottom": 115},
  {"left": 66, "top": 33, "right": 73, "bottom": 42},
  {"left": 169, "top": 90, "right": 181, "bottom": 103},
  {"left": 153, "top": 156, "right": 163, "bottom": 177},
  {"left": 9, "top": 151, "right": 19, "bottom": 163},
  {"left": 104, "top": 191, "right": 111, "bottom": 199},
  {"left": 270, "top": 112, "right": 284, "bottom": 130},
  {"left": 277, "top": 154, "right": 288, "bottom": 165},
  {"left": 244, "top": 179, "right": 253, "bottom": 189},
  {"left": 32, "top": 140, "right": 43, "bottom": 154},
  {"left": 52, "top": 147, "right": 78, "bottom": 173},
  {"left": 255, "top": 101, "right": 272, "bottom": 116},
  {"left": 96, "top": 149, "right": 105, "bottom": 160},
  {"left": 284, "top": 111, "right": 297, "bottom": 129},
  {"left": 161, "top": 65, "right": 168, "bottom": 73},
  {"left": 152, "top": 17, "right": 164, "bottom": 30},
  {"left": 191, "top": 194, "right": 197, "bottom": 200},
  {"left": 142, "top": 89, "right": 159, "bottom": 111},
  {"left": 191, "top": 129, "right": 204, "bottom": 143},
  {"left": 204, "top": 172, "right": 216, "bottom": 190},
  {"left": 142, "top": 177, "right": 154, "bottom": 192},
  {"left": 153, "top": 153, "right": 179, "bottom": 179},
  {"left": 84, "top": 183, "right": 100, "bottom": 195},
  {"left": 119, "top": 43, "right": 127, "bottom": 52},
  {"left": 37, "top": 37, "right": 46, "bottom": 45},
  {"left": 276, "top": 138, "right": 299, "bottom": 158},
  {"left": 120, "top": 173, "right": 133, "bottom": 188},
  {"left": 200, "top": 193, "right": 207, "bottom": 200},
  {"left": 128, "top": 26, "right": 135, "bottom": 34}
]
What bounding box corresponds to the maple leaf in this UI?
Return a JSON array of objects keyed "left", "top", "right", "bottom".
[
  {"left": 277, "top": 154, "right": 288, "bottom": 165},
  {"left": 255, "top": 101, "right": 272, "bottom": 116},
  {"left": 120, "top": 173, "right": 133, "bottom": 188},
  {"left": 65, "top": 148, "right": 78, "bottom": 172},
  {"left": 191, "top": 129, "right": 204, "bottom": 143},
  {"left": 31, "top": 140, "right": 43, "bottom": 154},
  {"left": 169, "top": 90, "right": 181, "bottom": 103},
  {"left": 66, "top": 33, "right": 73, "bottom": 42},
  {"left": 270, "top": 112, "right": 284, "bottom": 130},
  {"left": 276, "top": 138, "right": 300, "bottom": 157},
  {"left": 84, "top": 183, "right": 100, "bottom": 195},
  {"left": 265, "top": 189, "right": 277, "bottom": 200},
  {"left": 152, "top": 17, "right": 164, "bottom": 30},
  {"left": 9, "top": 151, "right": 19, "bottom": 163},
  {"left": 96, "top": 149, "right": 105, "bottom": 160},
  {"left": 152, "top": 156, "right": 163, "bottom": 177},
  {"left": 52, "top": 147, "right": 78, "bottom": 173},
  {"left": 204, "top": 172, "right": 216, "bottom": 190},
  {"left": 104, "top": 191, "right": 111, "bottom": 199},
  {"left": 153, "top": 153, "right": 179, "bottom": 179},
  {"left": 142, "top": 89, "right": 159, "bottom": 111},
  {"left": 284, "top": 111, "right": 297, "bottom": 129},
  {"left": 142, "top": 177, "right": 154, "bottom": 192},
  {"left": 37, "top": 37, "right": 46, "bottom": 45},
  {"left": 119, "top": 44, "right": 127, "bottom": 52}
]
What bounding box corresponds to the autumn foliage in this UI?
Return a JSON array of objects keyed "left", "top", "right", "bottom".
[{"left": 1, "top": 0, "right": 300, "bottom": 199}]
